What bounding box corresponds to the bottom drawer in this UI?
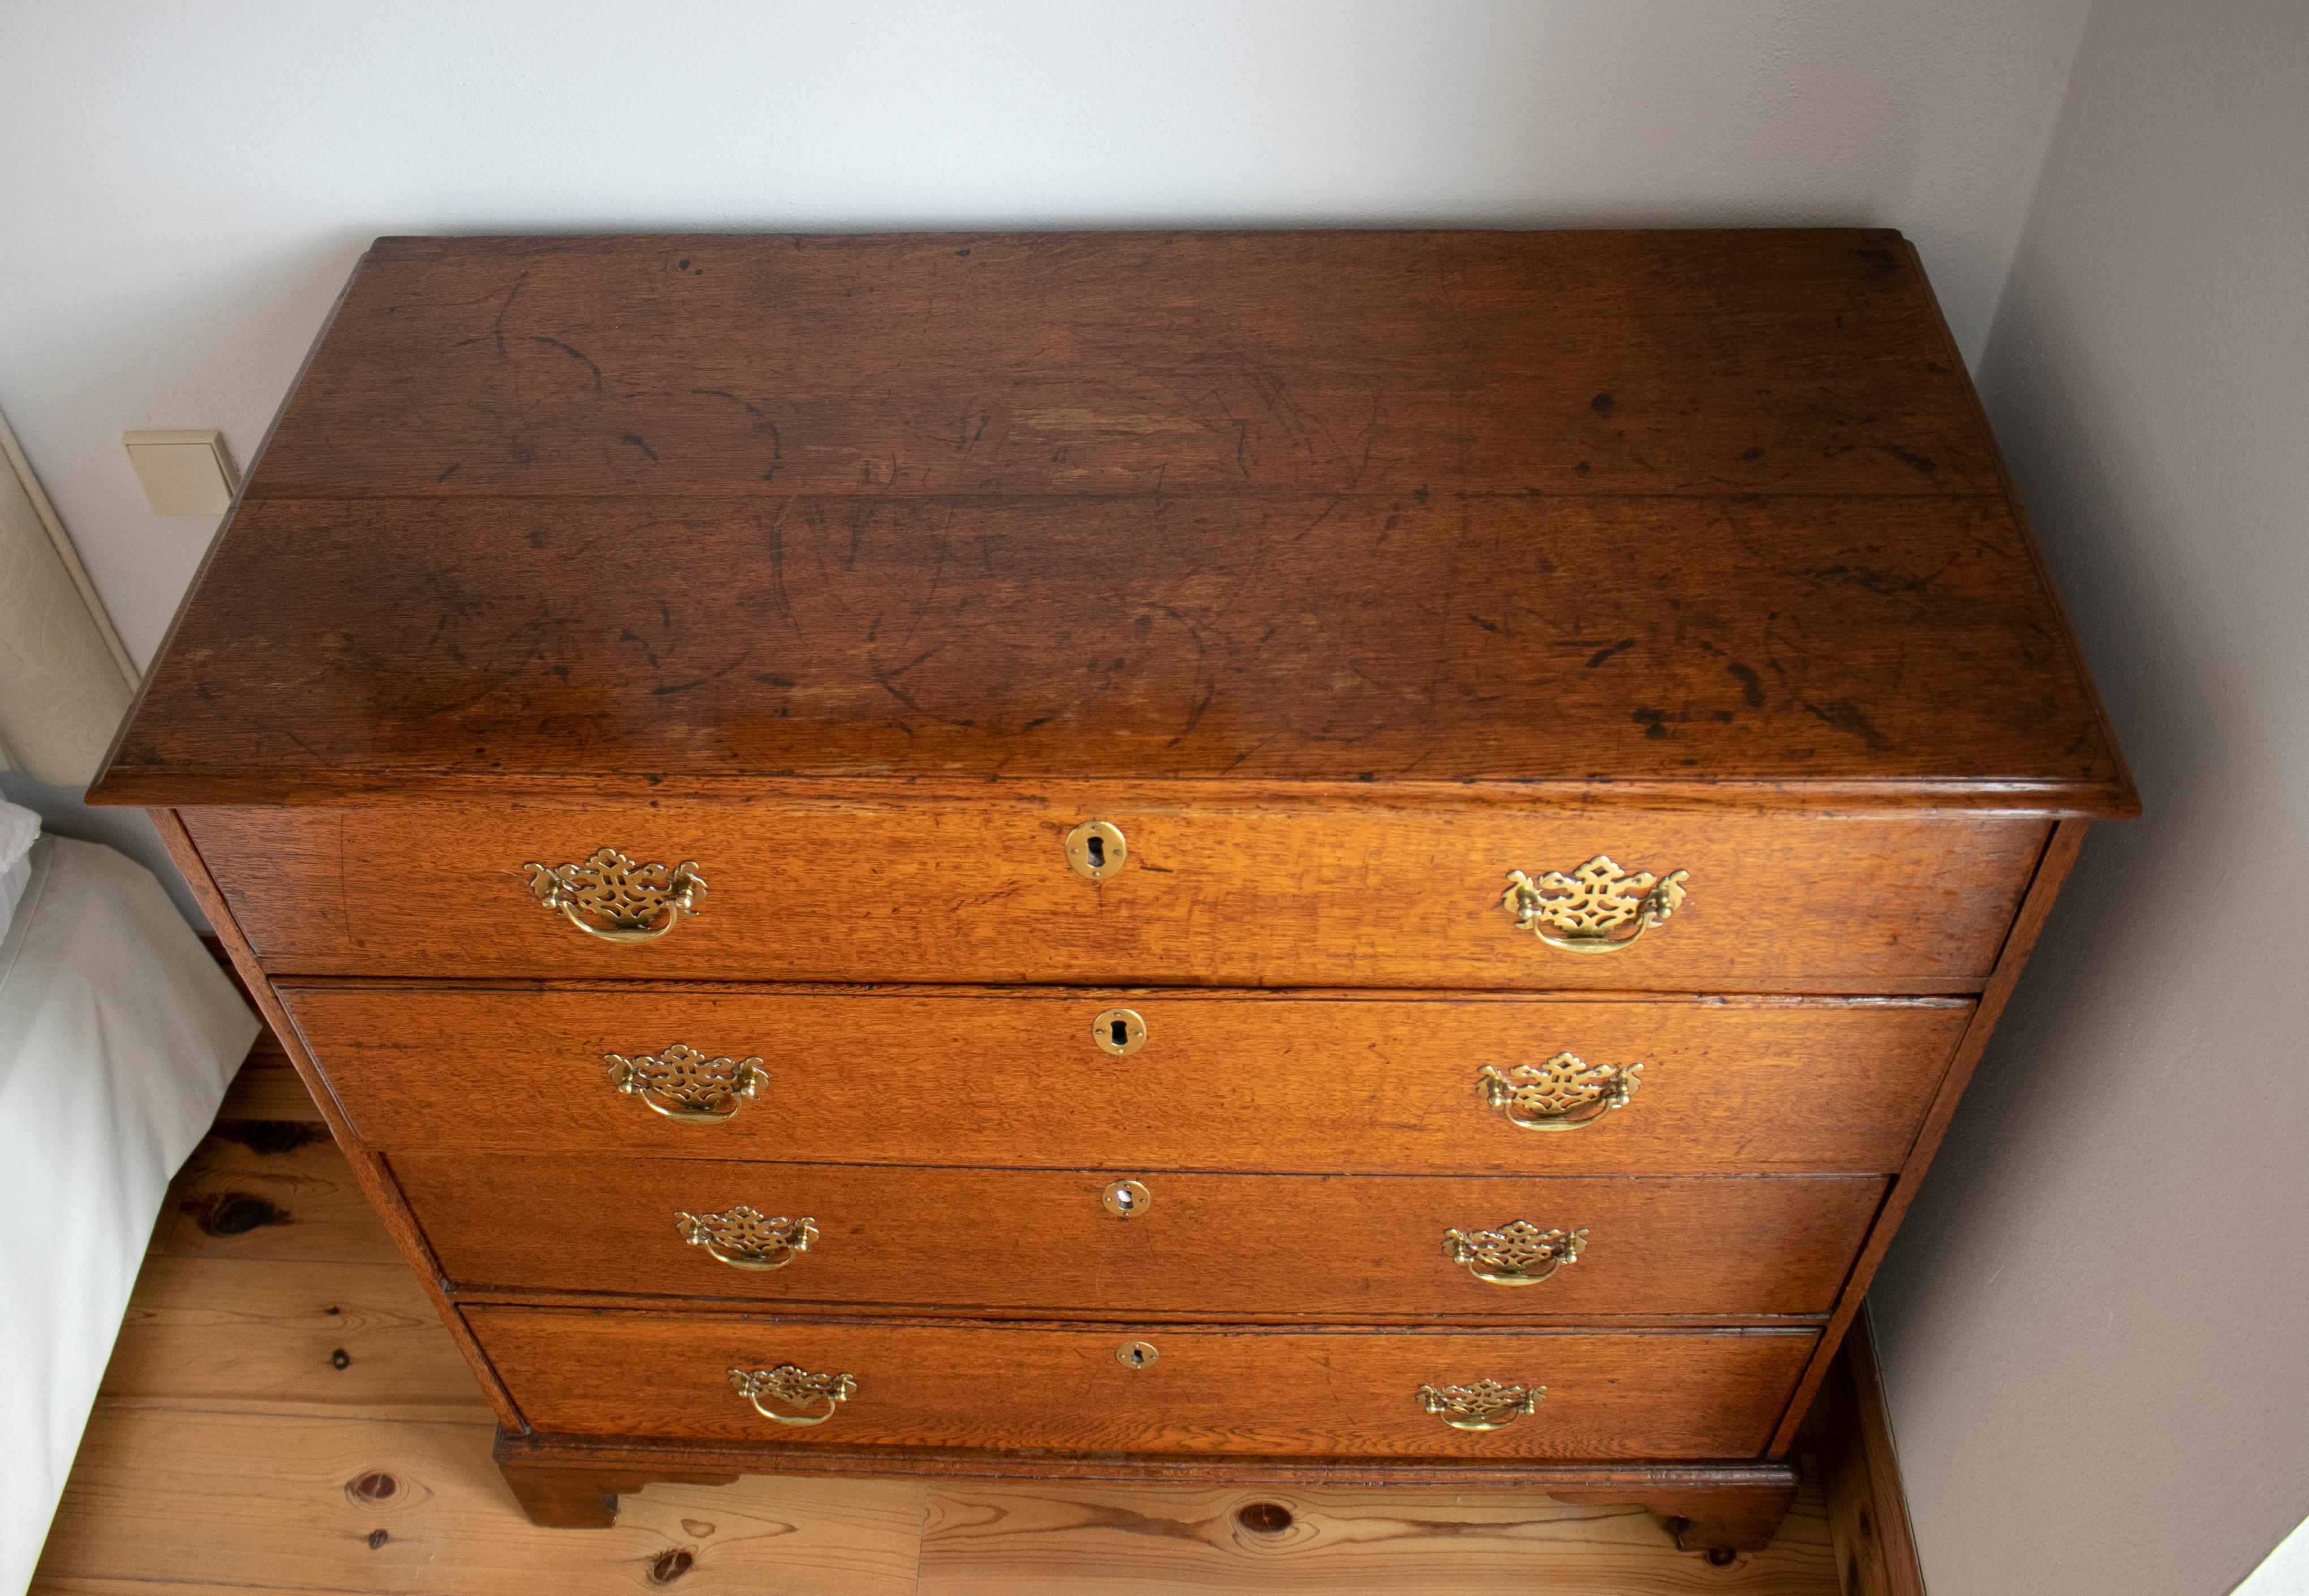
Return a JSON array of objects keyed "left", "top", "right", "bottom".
[{"left": 466, "top": 1307, "right": 1814, "bottom": 1460}]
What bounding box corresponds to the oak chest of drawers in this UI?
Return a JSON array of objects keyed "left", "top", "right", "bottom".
[{"left": 92, "top": 229, "right": 2134, "bottom": 1552}]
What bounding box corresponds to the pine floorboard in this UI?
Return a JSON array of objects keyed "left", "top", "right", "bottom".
[{"left": 31, "top": 1077, "right": 1844, "bottom": 1595}]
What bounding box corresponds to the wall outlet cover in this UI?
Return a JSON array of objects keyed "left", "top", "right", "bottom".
[{"left": 123, "top": 430, "right": 238, "bottom": 517}]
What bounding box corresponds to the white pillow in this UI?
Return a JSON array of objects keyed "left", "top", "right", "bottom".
[{"left": 0, "top": 800, "right": 38, "bottom": 942}]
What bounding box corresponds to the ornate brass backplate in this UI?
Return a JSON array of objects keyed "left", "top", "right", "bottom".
[
  {"left": 1500, "top": 855, "right": 1688, "bottom": 954},
  {"left": 523, "top": 847, "right": 706, "bottom": 943},
  {"left": 1443, "top": 1220, "right": 1589, "bottom": 1285},
  {"left": 727, "top": 1364, "right": 856, "bottom": 1426},
  {"left": 1415, "top": 1379, "right": 1543, "bottom": 1431},
  {"left": 675, "top": 1205, "right": 818, "bottom": 1270},
  {"left": 1477, "top": 1052, "right": 1642, "bottom": 1131},
  {"left": 604, "top": 1043, "right": 769, "bottom": 1123}
]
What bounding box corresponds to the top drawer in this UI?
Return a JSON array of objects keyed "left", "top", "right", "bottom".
[{"left": 183, "top": 799, "right": 2047, "bottom": 991}]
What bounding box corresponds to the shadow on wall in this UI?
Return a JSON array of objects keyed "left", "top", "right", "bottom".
[{"left": 1864, "top": 183, "right": 2309, "bottom": 1596}]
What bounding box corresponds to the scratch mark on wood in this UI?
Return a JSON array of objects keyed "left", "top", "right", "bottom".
[
  {"left": 1801, "top": 697, "right": 1894, "bottom": 752},
  {"left": 532, "top": 337, "right": 604, "bottom": 392}
]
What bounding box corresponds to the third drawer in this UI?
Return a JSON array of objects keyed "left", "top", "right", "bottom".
[
  {"left": 286, "top": 986, "right": 1972, "bottom": 1175},
  {"left": 400, "top": 1155, "right": 1885, "bottom": 1318}
]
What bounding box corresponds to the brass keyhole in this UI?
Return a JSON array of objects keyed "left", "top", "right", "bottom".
[
  {"left": 1064, "top": 820, "right": 1128, "bottom": 881},
  {"left": 1102, "top": 1179, "right": 1151, "bottom": 1218},
  {"left": 1093, "top": 1007, "right": 1147, "bottom": 1057},
  {"left": 1116, "top": 1340, "right": 1159, "bottom": 1370}
]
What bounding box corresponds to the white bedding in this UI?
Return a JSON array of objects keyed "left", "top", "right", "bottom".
[
  {"left": 0, "top": 801, "right": 36, "bottom": 939},
  {"left": 0, "top": 836, "right": 258, "bottom": 1594}
]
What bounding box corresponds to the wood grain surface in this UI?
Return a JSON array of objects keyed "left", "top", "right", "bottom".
[
  {"left": 155, "top": 807, "right": 530, "bottom": 1430},
  {"left": 394, "top": 1155, "right": 1883, "bottom": 1318},
  {"left": 36, "top": 1409, "right": 929, "bottom": 1595},
  {"left": 286, "top": 984, "right": 1968, "bottom": 1175},
  {"left": 909, "top": 1479, "right": 1839, "bottom": 1594},
  {"left": 101, "top": 492, "right": 2122, "bottom": 800},
  {"left": 1764, "top": 817, "right": 2087, "bottom": 1451},
  {"left": 1811, "top": 1308, "right": 1926, "bottom": 1596},
  {"left": 157, "top": 1126, "right": 405, "bottom": 1268},
  {"left": 192, "top": 800, "right": 2048, "bottom": 989},
  {"left": 467, "top": 1307, "right": 1815, "bottom": 1460},
  {"left": 215, "top": 1052, "right": 325, "bottom": 1123},
  {"left": 32, "top": 1076, "right": 1845, "bottom": 1593},
  {"left": 100, "top": 1255, "right": 487, "bottom": 1420},
  {"left": 38, "top": 1417, "right": 1832, "bottom": 1595},
  {"left": 89, "top": 230, "right": 2131, "bottom": 810},
  {"left": 252, "top": 231, "right": 2003, "bottom": 501}
]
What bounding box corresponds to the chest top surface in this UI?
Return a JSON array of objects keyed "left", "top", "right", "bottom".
[{"left": 93, "top": 230, "right": 2131, "bottom": 814}]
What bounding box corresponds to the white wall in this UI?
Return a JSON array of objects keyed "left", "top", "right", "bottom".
[
  {"left": 1867, "top": 1, "right": 2309, "bottom": 1592},
  {"left": 0, "top": 0, "right": 2096, "bottom": 673}
]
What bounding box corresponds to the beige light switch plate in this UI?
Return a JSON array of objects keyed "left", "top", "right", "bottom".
[{"left": 124, "top": 429, "right": 238, "bottom": 516}]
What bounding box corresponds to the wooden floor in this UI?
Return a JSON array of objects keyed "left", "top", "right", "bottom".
[{"left": 31, "top": 1052, "right": 1844, "bottom": 1595}]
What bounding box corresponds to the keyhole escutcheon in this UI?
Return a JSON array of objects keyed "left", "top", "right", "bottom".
[
  {"left": 1064, "top": 820, "right": 1128, "bottom": 881},
  {"left": 1116, "top": 1340, "right": 1159, "bottom": 1370},
  {"left": 1102, "top": 1179, "right": 1152, "bottom": 1219},
  {"left": 1093, "top": 1007, "right": 1147, "bottom": 1057}
]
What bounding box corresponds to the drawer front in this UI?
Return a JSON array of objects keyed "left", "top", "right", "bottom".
[
  {"left": 286, "top": 987, "right": 1969, "bottom": 1176},
  {"left": 400, "top": 1156, "right": 1883, "bottom": 1318},
  {"left": 190, "top": 800, "right": 2046, "bottom": 990},
  {"left": 466, "top": 1307, "right": 1815, "bottom": 1459}
]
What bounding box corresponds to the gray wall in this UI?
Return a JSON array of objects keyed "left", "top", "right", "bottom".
[{"left": 1868, "top": 1, "right": 2309, "bottom": 1591}]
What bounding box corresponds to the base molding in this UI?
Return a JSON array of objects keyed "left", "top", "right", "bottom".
[
  {"left": 1810, "top": 1307, "right": 1926, "bottom": 1595},
  {"left": 491, "top": 1430, "right": 1797, "bottom": 1550}
]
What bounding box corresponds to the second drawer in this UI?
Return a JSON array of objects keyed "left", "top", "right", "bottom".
[
  {"left": 400, "top": 1156, "right": 1883, "bottom": 1318},
  {"left": 288, "top": 986, "right": 1970, "bottom": 1175}
]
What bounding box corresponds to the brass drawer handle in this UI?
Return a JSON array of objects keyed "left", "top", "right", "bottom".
[
  {"left": 728, "top": 1365, "right": 855, "bottom": 1427},
  {"left": 524, "top": 847, "right": 706, "bottom": 943},
  {"left": 1444, "top": 1221, "right": 1588, "bottom": 1285},
  {"left": 676, "top": 1206, "right": 817, "bottom": 1270},
  {"left": 1501, "top": 855, "right": 1687, "bottom": 954},
  {"left": 1417, "top": 1379, "right": 1543, "bottom": 1431},
  {"left": 605, "top": 1044, "right": 768, "bottom": 1123},
  {"left": 1477, "top": 1053, "right": 1641, "bottom": 1131}
]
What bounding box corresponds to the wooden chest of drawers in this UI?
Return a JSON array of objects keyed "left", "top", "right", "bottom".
[{"left": 92, "top": 229, "right": 2133, "bottom": 1554}]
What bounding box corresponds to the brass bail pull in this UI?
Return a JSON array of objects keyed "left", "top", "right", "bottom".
[
  {"left": 677, "top": 1207, "right": 818, "bottom": 1271},
  {"left": 1416, "top": 1379, "right": 1543, "bottom": 1431},
  {"left": 1500, "top": 856, "right": 1687, "bottom": 954},
  {"left": 605, "top": 1045, "right": 768, "bottom": 1123},
  {"left": 524, "top": 847, "right": 708, "bottom": 943},
  {"left": 729, "top": 1365, "right": 856, "bottom": 1427},
  {"left": 1445, "top": 1221, "right": 1588, "bottom": 1285},
  {"left": 1477, "top": 1054, "right": 1642, "bottom": 1132}
]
